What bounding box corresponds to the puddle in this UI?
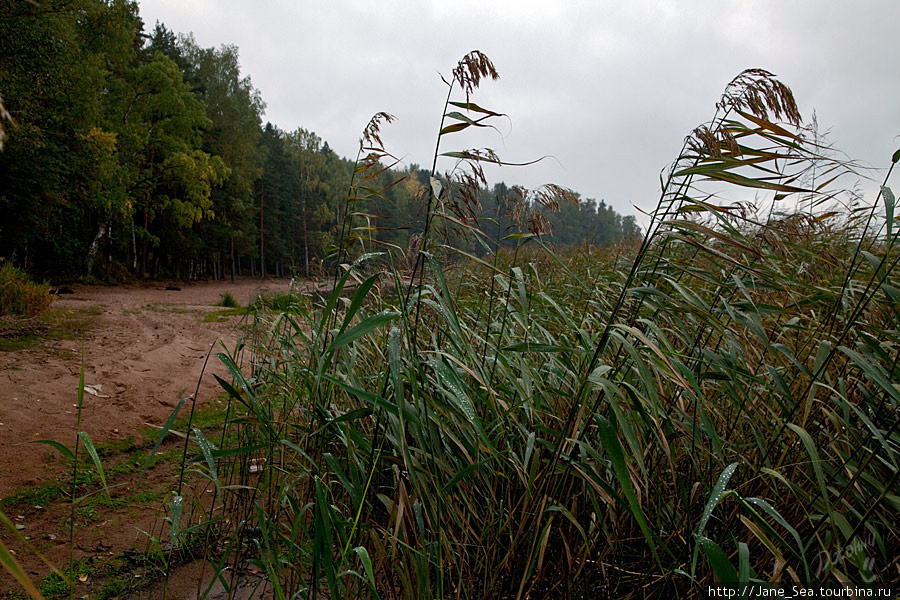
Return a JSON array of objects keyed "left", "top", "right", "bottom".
[{"left": 130, "top": 561, "right": 272, "bottom": 600}]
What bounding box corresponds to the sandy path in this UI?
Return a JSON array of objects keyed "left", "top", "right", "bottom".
[{"left": 0, "top": 278, "right": 300, "bottom": 497}]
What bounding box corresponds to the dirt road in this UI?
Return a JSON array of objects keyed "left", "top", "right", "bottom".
[{"left": 0, "top": 278, "right": 298, "bottom": 497}]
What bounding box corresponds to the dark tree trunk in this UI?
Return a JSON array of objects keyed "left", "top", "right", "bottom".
[
  {"left": 259, "top": 180, "right": 266, "bottom": 279},
  {"left": 141, "top": 206, "right": 149, "bottom": 278},
  {"left": 303, "top": 173, "right": 309, "bottom": 278},
  {"left": 230, "top": 237, "right": 236, "bottom": 282}
]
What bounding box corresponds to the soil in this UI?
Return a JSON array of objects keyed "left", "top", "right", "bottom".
[{"left": 0, "top": 277, "right": 303, "bottom": 597}]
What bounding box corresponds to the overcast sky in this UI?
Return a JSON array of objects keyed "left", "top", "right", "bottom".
[{"left": 137, "top": 1, "right": 899, "bottom": 221}]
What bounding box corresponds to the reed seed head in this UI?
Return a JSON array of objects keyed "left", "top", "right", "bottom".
[
  {"left": 452, "top": 51, "right": 500, "bottom": 99},
  {"left": 532, "top": 183, "right": 580, "bottom": 212},
  {"left": 360, "top": 111, "right": 396, "bottom": 152},
  {"left": 718, "top": 68, "right": 801, "bottom": 125}
]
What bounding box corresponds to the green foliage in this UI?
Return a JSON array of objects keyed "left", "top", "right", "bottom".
[
  {"left": 176, "top": 34, "right": 264, "bottom": 278},
  {"left": 0, "top": 5, "right": 633, "bottom": 283},
  {"left": 0, "top": 0, "right": 111, "bottom": 275},
  {"left": 0, "top": 0, "right": 230, "bottom": 279}
]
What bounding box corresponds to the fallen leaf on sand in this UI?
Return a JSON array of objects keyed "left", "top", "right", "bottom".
[{"left": 83, "top": 384, "right": 110, "bottom": 398}]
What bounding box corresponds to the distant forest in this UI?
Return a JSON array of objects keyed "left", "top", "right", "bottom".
[{"left": 0, "top": 0, "right": 640, "bottom": 281}]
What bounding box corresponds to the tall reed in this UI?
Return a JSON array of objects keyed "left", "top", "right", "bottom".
[{"left": 144, "top": 61, "right": 900, "bottom": 599}]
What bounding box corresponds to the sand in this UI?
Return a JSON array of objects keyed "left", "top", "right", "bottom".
[{"left": 0, "top": 277, "right": 300, "bottom": 497}]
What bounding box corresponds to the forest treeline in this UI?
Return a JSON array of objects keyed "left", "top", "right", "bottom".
[{"left": 0, "top": 0, "right": 640, "bottom": 281}]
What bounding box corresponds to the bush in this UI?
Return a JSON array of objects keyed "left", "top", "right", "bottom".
[
  {"left": 217, "top": 291, "right": 240, "bottom": 308},
  {"left": 0, "top": 260, "right": 52, "bottom": 317}
]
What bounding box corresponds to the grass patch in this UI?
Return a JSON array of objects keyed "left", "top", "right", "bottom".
[
  {"left": 37, "top": 571, "right": 70, "bottom": 600},
  {"left": 0, "top": 335, "right": 39, "bottom": 352},
  {"left": 202, "top": 307, "right": 247, "bottom": 322},
  {"left": 0, "top": 482, "right": 66, "bottom": 512},
  {"left": 0, "top": 428, "right": 185, "bottom": 515},
  {"left": 44, "top": 306, "right": 102, "bottom": 338},
  {"left": 17, "top": 550, "right": 170, "bottom": 600},
  {"left": 216, "top": 291, "right": 240, "bottom": 308},
  {"left": 75, "top": 490, "right": 165, "bottom": 523},
  {"left": 0, "top": 306, "right": 100, "bottom": 352},
  {"left": 204, "top": 290, "right": 309, "bottom": 322},
  {"left": 172, "top": 402, "right": 230, "bottom": 432},
  {"left": 93, "top": 435, "right": 142, "bottom": 459}
]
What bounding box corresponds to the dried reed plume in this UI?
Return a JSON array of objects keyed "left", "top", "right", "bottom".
[
  {"left": 527, "top": 210, "right": 552, "bottom": 236},
  {"left": 718, "top": 67, "right": 801, "bottom": 125},
  {"left": 452, "top": 50, "right": 500, "bottom": 99},
  {"left": 531, "top": 183, "right": 579, "bottom": 212},
  {"left": 360, "top": 111, "right": 396, "bottom": 152},
  {"left": 689, "top": 124, "right": 741, "bottom": 159}
]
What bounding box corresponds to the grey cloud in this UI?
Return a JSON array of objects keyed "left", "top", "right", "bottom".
[{"left": 139, "top": 0, "right": 900, "bottom": 222}]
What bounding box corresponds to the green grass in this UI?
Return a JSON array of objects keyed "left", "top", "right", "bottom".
[
  {"left": 171, "top": 401, "right": 231, "bottom": 431},
  {"left": 75, "top": 490, "right": 165, "bottom": 523},
  {"left": 0, "top": 483, "right": 66, "bottom": 512},
  {"left": 7, "top": 550, "right": 171, "bottom": 600},
  {"left": 217, "top": 291, "right": 240, "bottom": 308},
  {"left": 0, "top": 420, "right": 211, "bottom": 515},
  {"left": 204, "top": 291, "right": 309, "bottom": 321},
  {"left": 0, "top": 336, "right": 39, "bottom": 352},
  {"left": 203, "top": 307, "right": 248, "bottom": 322},
  {"left": 0, "top": 306, "right": 100, "bottom": 352},
  {"left": 36, "top": 572, "right": 69, "bottom": 599}
]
